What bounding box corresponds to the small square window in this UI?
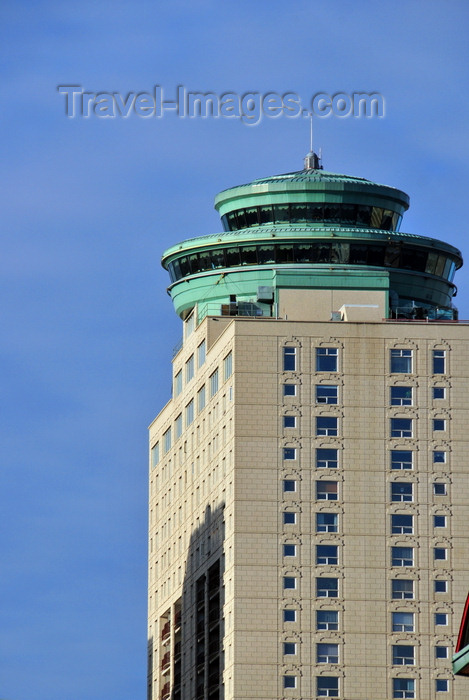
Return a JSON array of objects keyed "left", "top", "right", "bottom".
[
  {"left": 316, "top": 545, "right": 338, "bottom": 565},
  {"left": 316, "top": 385, "right": 338, "bottom": 404},
  {"left": 392, "top": 612, "right": 414, "bottom": 632},
  {"left": 317, "top": 676, "right": 339, "bottom": 697},
  {"left": 283, "top": 511, "right": 297, "bottom": 525},
  {"left": 436, "top": 679, "right": 449, "bottom": 692},
  {"left": 283, "top": 675, "right": 296, "bottom": 689},
  {"left": 317, "top": 481, "right": 338, "bottom": 501},
  {"left": 392, "top": 644, "right": 415, "bottom": 665},
  {"left": 390, "top": 349, "right": 412, "bottom": 374},
  {"left": 283, "top": 347, "right": 296, "bottom": 371},
  {"left": 391, "top": 386, "right": 413, "bottom": 406},
  {"left": 283, "top": 609, "right": 297, "bottom": 622},
  {"left": 433, "top": 387, "right": 446, "bottom": 399},
  {"left": 435, "top": 613, "right": 448, "bottom": 626},
  {"left": 433, "top": 350, "right": 446, "bottom": 374},
  {"left": 433, "top": 419, "right": 446, "bottom": 431},
  {"left": 393, "top": 677, "right": 415, "bottom": 698},
  {"left": 283, "top": 642, "right": 297, "bottom": 655},
  {"left": 316, "top": 577, "right": 338, "bottom": 598},
  {"left": 392, "top": 579, "right": 414, "bottom": 599},
  {"left": 316, "top": 448, "right": 338, "bottom": 469},
  {"left": 434, "top": 483, "right": 447, "bottom": 496},
  {"left": 317, "top": 643, "right": 339, "bottom": 664},
  {"left": 391, "top": 514, "right": 413, "bottom": 534},
  {"left": 435, "top": 646, "right": 448, "bottom": 659},
  {"left": 434, "top": 515, "right": 446, "bottom": 528},
  {"left": 434, "top": 580, "right": 447, "bottom": 593},
  {"left": 283, "top": 576, "right": 297, "bottom": 590},
  {"left": 283, "top": 447, "right": 297, "bottom": 460},
  {"left": 391, "top": 418, "right": 413, "bottom": 438},
  {"left": 392, "top": 547, "right": 414, "bottom": 567},
  {"left": 283, "top": 415, "right": 296, "bottom": 428},
  {"left": 283, "top": 480, "right": 297, "bottom": 493},
  {"left": 316, "top": 610, "right": 338, "bottom": 630},
  {"left": 316, "top": 513, "right": 338, "bottom": 533},
  {"left": 316, "top": 347, "right": 338, "bottom": 372},
  {"left": 434, "top": 548, "right": 447, "bottom": 561},
  {"left": 433, "top": 451, "right": 446, "bottom": 463},
  {"left": 391, "top": 450, "right": 413, "bottom": 470},
  {"left": 283, "top": 384, "right": 297, "bottom": 396},
  {"left": 391, "top": 482, "right": 413, "bottom": 502},
  {"left": 316, "top": 416, "right": 338, "bottom": 436},
  {"left": 283, "top": 544, "right": 297, "bottom": 557}
]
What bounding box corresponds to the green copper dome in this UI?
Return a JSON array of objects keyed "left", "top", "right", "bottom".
[{"left": 162, "top": 156, "right": 462, "bottom": 321}]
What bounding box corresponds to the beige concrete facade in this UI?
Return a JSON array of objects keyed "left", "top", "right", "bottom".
[{"left": 148, "top": 311, "right": 469, "bottom": 700}]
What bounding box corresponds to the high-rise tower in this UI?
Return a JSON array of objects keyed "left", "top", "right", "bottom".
[{"left": 148, "top": 154, "right": 469, "bottom": 700}]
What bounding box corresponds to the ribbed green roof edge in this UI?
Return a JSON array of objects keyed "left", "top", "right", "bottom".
[{"left": 453, "top": 645, "right": 469, "bottom": 675}]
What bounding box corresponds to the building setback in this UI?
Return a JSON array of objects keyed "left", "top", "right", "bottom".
[{"left": 148, "top": 153, "right": 469, "bottom": 700}]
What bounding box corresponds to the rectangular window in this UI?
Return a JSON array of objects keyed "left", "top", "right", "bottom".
[
  {"left": 433, "top": 386, "right": 446, "bottom": 399},
  {"left": 434, "top": 482, "right": 447, "bottom": 495},
  {"left": 283, "top": 511, "right": 297, "bottom": 525},
  {"left": 392, "top": 579, "right": 414, "bottom": 599},
  {"left": 391, "top": 482, "right": 413, "bottom": 502},
  {"left": 283, "top": 609, "right": 297, "bottom": 622},
  {"left": 392, "top": 645, "right": 415, "bottom": 665},
  {"left": 391, "top": 450, "right": 413, "bottom": 470},
  {"left": 283, "top": 642, "right": 297, "bottom": 655},
  {"left": 197, "top": 385, "right": 206, "bottom": 412},
  {"left": 223, "top": 351, "right": 232, "bottom": 380},
  {"left": 209, "top": 369, "right": 219, "bottom": 397},
  {"left": 433, "top": 350, "right": 446, "bottom": 374},
  {"left": 175, "top": 413, "right": 183, "bottom": 439},
  {"left": 174, "top": 370, "right": 182, "bottom": 396},
  {"left": 393, "top": 678, "right": 415, "bottom": 698},
  {"left": 317, "top": 481, "right": 338, "bottom": 501},
  {"left": 150, "top": 442, "right": 159, "bottom": 469},
  {"left": 283, "top": 383, "right": 297, "bottom": 396},
  {"left": 390, "top": 349, "right": 412, "bottom": 373},
  {"left": 392, "top": 547, "right": 414, "bottom": 566},
  {"left": 434, "top": 515, "right": 446, "bottom": 528},
  {"left": 316, "top": 416, "right": 338, "bottom": 436},
  {"left": 391, "top": 386, "right": 413, "bottom": 406},
  {"left": 185, "top": 400, "right": 194, "bottom": 427},
  {"left": 316, "top": 448, "right": 338, "bottom": 469},
  {"left": 163, "top": 428, "right": 172, "bottom": 454},
  {"left": 436, "top": 679, "right": 449, "bottom": 692},
  {"left": 283, "top": 479, "right": 297, "bottom": 493},
  {"left": 435, "top": 646, "right": 448, "bottom": 659},
  {"left": 433, "top": 450, "right": 446, "bottom": 463},
  {"left": 434, "top": 580, "right": 447, "bottom": 593},
  {"left": 316, "top": 513, "right": 338, "bottom": 533},
  {"left": 283, "top": 447, "right": 297, "bottom": 460},
  {"left": 391, "top": 418, "right": 413, "bottom": 438},
  {"left": 283, "top": 415, "right": 296, "bottom": 428},
  {"left": 435, "top": 613, "right": 448, "bottom": 626},
  {"left": 185, "top": 354, "right": 194, "bottom": 382},
  {"left": 433, "top": 419, "right": 446, "bottom": 431},
  {"left": 317, "top": 676, "right": 339, "bottom": 697},
  {"left": 316, "top": 610, "right": 339, "bottom": 630},
  {"left": 317, "top": 643, "right": 339, "bottom": 664},
  {"left": 316, "top": 545, "right": 338, "bottom": 565},
  {"left": 316, "top": 347, "right": 338, "bottom": 372},
  {"left": 316, "top": 385, "right": 338, "bottom": 404},
  {"left": 283, "top": 576, "right": 296, "bottom": 590},
  {"left": 392, "top": 612, "right": 414, "bottom": 632},
  {"left": 391, "top": 514, "right": 413, "bottom": 534},
  {"left": 316, "top": 577, "right": 338, "bottom": 598},
  {"left": 283, "top": 346, "right": 296, "bottom": 371},
  {"left": 283, "top": 544, "right": 297, "bottom": 557},
  {"left": 434, "top": 548, "right": 447, "bottom": 561},
  {"left": 197, "top": 340, "right": 206, "bottom": 368},
  {"left": 283, "top": 675, "right": 296, "bottom": 689}
]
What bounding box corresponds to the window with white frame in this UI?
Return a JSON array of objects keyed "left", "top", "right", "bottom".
[
  {"left": 316, "top": 416, "right": 338, "bottom": 436},
  {"left": 434, "top": 515, "right": 447, "bottom": 528},
  {"left": 283, "top": 576, "right": 297, "bottom": 590},
  {"left": 316, "top": 610, "right": 339, "bottom": 630},
  {"left": 316, "top": 481, "right": 338, "bottom": 501},
  {"left": 434, "top": 547, "right": 447, "bottom": 561},
  {"left": 316, "top": 545, "right": 338, "bottom": 565},
  {"left": 392, "top": 547, "right": 413, "bottom": 566},
  {"left": 317, "top": 643, "right": 339, "bottom": 663},
  {"left": 316, "top": 385, "right": 338, "bottom": 404},
  {"left": 391, "top": 450, "right": 413, "bottom": 470},
  {"left": 393, "top": 678, "right": 415, "bottom": 698},
  {"left": 283, "top": 544, "right": 297, "bottom": 557},
  {"left": 391, "top": 514, "right": 413, "bottom": 534},
  {"left": 433, "top": 482, "right": 447, "bottom": 496},
  {"left": 283, "top": 346, "right": 296, "bottom": 371},
  {"left": 283, "top": 383, "right": 297, "bottom": 396},
  {"left": 433, "top": 386, "right": 446, "bottom": 399},
  {"left": 283, "top": 608, "right": 297, "bottom": 622},
  {"left": 391, "top": 418, "right": 413, "bottom": 438},
  {"left": 391, "top": 386, "right": 413, "bottom": 406},
  {"left": 434, "top": 580, "right": 448, "bottom": 593},
  {"left": 390, "top": 349, "right": 412, "bottom": 373},
  {"left": 283, "top": 642, "right": 297, "bottom": 655},
  {"left": 283, "top": 415, "right": 296, "bottom": 428},
  {"left": 283, "top": 479, "right": 297, "bottom": 493},
  {"left": 392, "top": 645, "right": 415, "bottom": 665},
  {"left": 283, "top": 511, "right": 297, "bottom": 525},
  {"left": 392, "top": 579, "right": 414, "bottom": 599},
  {"left": 317, "top": 676, "right": 339, "bottom": 697},
  {"left": 316, "top": 513, "right": 338, "bottom": 533},
  {"left": 391, "top": 482, "right": 413, "bottom": 502},
  {"left": 392, "top": 612, "right": 414, "bottom": 632},
  {"left": 435, "top": 646, "right": 448, "bottom": 659},
  {"left": 283, "top": 675, "right": 296, "bottom": 689},
  {"left": 433, "top": 419, "right": 446, "bottom": 431},
  {"left": 316, "top": 577, "right": 338, "bottom": 597},
  {"left": 433, "top": 350, "right": 446, "bottom": 374},
  {"left": 316, "top": 347, "right": 338, "bottom": 372},
  {"left": 436, "top": 679, "right": 449, "bottom": 692},
  {"left": 316, "top": 448, "right": 338, "bottom": 469},
  {"left": 435, "top": 613, "right": 448, "bottom": 626},
  {"left": 283, "top": 447, "right": 297, "bottom": 460},
  {"left": 433, "top": 450, "right": 446, "bottom": 463}
]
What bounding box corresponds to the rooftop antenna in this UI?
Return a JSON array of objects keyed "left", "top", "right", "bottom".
[{"left": 304, "top": 113, "right": 323, "bottom": 170}]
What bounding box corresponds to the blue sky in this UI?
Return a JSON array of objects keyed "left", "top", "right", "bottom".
[{"left": 1, "top": 2, "right": 469, "bottom": 699}]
